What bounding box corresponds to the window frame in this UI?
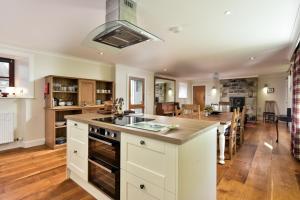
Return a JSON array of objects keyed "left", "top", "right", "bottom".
[{"left": 0, "top": 57, "right": 15, "bottom": 87}]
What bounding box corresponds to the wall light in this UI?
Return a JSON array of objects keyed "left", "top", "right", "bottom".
[
  {"left": 212, "top": 86, "right": 217, "bottom": 95},
  {"left": 263, "top": 84, "right": 268, "bottom": 94}
]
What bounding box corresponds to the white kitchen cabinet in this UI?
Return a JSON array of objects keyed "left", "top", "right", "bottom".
[
  {"left": 121, "top": 126, "right": 218, "bottom": 200},
  {"left": 67, "top": 120, "right": 88, "bottom": 181},
  {"left": 121, "top": 170, "right": 176, "bottom": 200},
  {"left": 121, "top": 133, "right": 177, "bottom": 194}
]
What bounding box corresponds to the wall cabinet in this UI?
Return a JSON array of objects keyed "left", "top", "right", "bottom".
[{"left": 78, "top": 79, "right": 96, "bottom": 106}]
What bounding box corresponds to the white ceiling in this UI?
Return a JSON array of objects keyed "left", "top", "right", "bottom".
[{"left": 0, "top": 0, "right": 299, "bottom": 79}]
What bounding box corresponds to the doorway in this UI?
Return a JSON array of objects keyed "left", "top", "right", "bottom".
[
  {"left": 129, "top": 77, "right": 145, "bottom": 113},
  {"left": 193, "top": 85, "right": 206, "bottom": 111}
]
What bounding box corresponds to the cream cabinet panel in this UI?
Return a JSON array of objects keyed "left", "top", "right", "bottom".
[
  {"left": 121, "top": 170, "right": 175, "bottom": 200},
  {"left": 67, "top": 120, "right": 88, "bottom": 181},
  {"left": 121, "top": 133, "right": 177, "bottom": 193}
]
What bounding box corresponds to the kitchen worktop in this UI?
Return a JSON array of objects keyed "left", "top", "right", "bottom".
[{"left": 65, "top": 113, "right": 218, "bottom": 144}]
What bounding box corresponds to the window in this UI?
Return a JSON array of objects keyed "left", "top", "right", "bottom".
[
  {"left": 0, "top": 57, "right": 15, "bottom": 89},
  {"left": 178, "top": 82, "right": 188, "bottom": 98}
]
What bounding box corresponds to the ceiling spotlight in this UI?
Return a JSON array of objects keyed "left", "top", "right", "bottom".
[
  {"left": 163, "top": 68, "right": 168, "bottom": 72},
  {"left": 224, "top": 10, "right": 232, "bottom": 15},
  {"left": 169, "top": 26, "right": 183, "bottom": 33},
  {"left": 98, "top": 52, "right": 104, "bottom": 55},
  {"left": 249, "top": 56, "right": 255, "bottom": 60}
]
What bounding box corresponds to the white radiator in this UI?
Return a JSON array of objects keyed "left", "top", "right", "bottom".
[{"left": 0, "top": 112, "right": 14, "bottom": 144}]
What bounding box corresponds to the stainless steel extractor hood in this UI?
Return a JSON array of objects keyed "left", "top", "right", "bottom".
[{"left": 87, "top": 0, "right": 162, "bottom": 49}]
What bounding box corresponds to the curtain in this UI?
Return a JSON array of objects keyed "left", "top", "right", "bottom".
[{"left": 292, "top": 46, "right": 300, "bottom": 160}]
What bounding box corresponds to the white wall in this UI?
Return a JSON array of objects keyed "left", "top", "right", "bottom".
[
  {"left": 182, "top": 72, "right": 288, "bottom": 121},
  {"left": 257, "top": 73, "right": 288, "bottom": 118},
  {"left": 115, "top": 64, "right": 154, "bottom": 114},
  {"left": 0, "top": 44, "right": 114, "bottom": 149}
]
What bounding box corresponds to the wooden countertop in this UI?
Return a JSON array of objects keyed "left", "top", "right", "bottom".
[{"left": 65, "top": 113, "right": 219, "bottom": 145}]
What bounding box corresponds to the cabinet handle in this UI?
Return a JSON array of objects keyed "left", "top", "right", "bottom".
[
  {"left": 140, "top": 184, "right": 145, "bottom": 190},
  {"left": 140, "top": 140, "right": 145, "bottom": 145},
  {"left": 74, "top": 123, "right": 78, "bottom": 126},
  {"left": 73, "top": 150, "right": 77, "bottom": 154}
]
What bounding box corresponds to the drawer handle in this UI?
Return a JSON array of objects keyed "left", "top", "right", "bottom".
[
  {"left": 140, "top": 184, "right": 145, "bottom": 190},
  {"left": 140, "top": 140, "right": 145, "bottom": 145},
  {"left": 73, "top": 150, "right": 77, "bottom": 154}
]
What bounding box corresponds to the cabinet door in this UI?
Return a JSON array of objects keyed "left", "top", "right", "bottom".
[
  {"left": 121, "top": 170, "right": 176, "bottom": 200},
  {"left": 79, "top": 79, "right": 96, "bottom": 106},
  {"left": 67, "top": 120, "right": 88, "bottom": 180},
  {"left": 121, "top": 133, "right": 177, "bottom": 193}
]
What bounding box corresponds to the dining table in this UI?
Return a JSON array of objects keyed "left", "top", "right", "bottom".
[{"left": 179, "top": 111, "right": 233, "bottom": 164}]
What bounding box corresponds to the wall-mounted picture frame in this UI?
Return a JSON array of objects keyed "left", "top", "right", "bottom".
[{"left": 267, "top": 88, "right": 274, "bottom": 93}]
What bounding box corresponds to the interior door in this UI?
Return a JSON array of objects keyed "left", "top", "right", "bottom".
[
  {"left": 79, "top": 79, "right": 96, "bottom": 106},
  {"left": 129, "top": 77, "right": 145, "bottom": 113},
  {"left": 193, "top": 86, "right": 205, "bottom": 111}
]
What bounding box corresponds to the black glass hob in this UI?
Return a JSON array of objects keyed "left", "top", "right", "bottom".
[{"left": 93, "top": 116, "right": 154, "bottom": 126}]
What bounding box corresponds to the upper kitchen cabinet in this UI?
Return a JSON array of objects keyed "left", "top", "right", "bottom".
[{"left": 78, "top": 79, "right": 96, "bottom": 106}]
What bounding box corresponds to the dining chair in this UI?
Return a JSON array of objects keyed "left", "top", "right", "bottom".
[
  {"left": 219, "top": 101, "right": 230, "bottom": 112},
  {"left": 237, "top": 106, "right": 246, "bottom": 145},
  {"left": 263, "top": 100, "right": 276, "bottom": 123},
  {"left": 225, "top": 109, "right": 239, "bottom": 159},
  {"left": 181, "top": 104, "right": 201, "bottom": 119}
]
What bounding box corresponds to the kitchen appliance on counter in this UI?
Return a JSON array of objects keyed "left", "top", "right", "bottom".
[
  {"left": 88, "top": 125, "right": 120, "bottom": 200},
  {"left": 93, "top": 115, "right": 154, "bottom": 126}
]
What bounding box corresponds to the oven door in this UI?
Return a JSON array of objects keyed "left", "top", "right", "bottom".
[
  {"left": 88, "top": 158, "right": 120, "bottom": 200},
  {"left": 88, "top": 134, "right": 120, "bottom": 167}
]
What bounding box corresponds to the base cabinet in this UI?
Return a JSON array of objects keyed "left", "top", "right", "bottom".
[{"left": 121, "top": 170, "right": 175, "bottom": 200}]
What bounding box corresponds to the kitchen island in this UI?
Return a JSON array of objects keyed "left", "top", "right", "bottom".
[{"left": 65, "top": 113, "right": 218, "bottom": 200}]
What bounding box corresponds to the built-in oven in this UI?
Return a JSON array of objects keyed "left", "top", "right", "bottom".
[{"left": 88, "top": 125, "right": 120, "bottom": 200}]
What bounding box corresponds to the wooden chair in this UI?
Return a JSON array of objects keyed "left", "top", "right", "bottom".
[
  {"left": 219, "top": 101, "right": 230, "bottom": 112},
  {"left": 181, "top": 104, "right": 201, "bottom": 119},
  {"left": 263, "top": 101, "right": 276, "bottom": 123},
  {"left": 237, "top": 106, "right": 246, "bottom": 145},
  {"left": 225, "top": 109, "right": 239, "bottom": 159}
]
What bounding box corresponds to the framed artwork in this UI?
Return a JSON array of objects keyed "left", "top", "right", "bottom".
[{"left": 267, "top": 88, "right": 274, "bottom": 93}]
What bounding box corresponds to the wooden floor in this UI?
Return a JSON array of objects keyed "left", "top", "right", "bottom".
[
  {"left": 0, "top": 122, "right": 299, "bottom": 200},
  {"left": 218, "top": 122, "right": 300, "bottom": 200}
]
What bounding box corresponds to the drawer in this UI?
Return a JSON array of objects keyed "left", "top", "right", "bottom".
[
  {"left": 69, "top": 138, "right": 86, "bottom": 159},
  {"left": 67, "top": 120, "right": 88, "bottom": 131},
  {"left": 68, "top": 147, "right": 87, "bottom": 180},
  {"left": 67, "top": 120, "right": 88, "bottom": 142},
  {"left": 121, "top": 133, "right": 177, "bottom": 193},
  {"left": 123, "top": 133, "right": 165, "bottom": 153},
  {"left": 121, "top": 170, "right": 175, "bottom": 200}
]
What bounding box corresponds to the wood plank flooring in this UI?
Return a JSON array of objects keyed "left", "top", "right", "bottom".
[
  {"left": 0, "top": 122, "right": 299, "bottom": 200},
  {"left": 0, "top": 146, "right": 95, "bottom": 200},
  {"left": 218, "top": 122, "right": 300, "bottom": 200}
]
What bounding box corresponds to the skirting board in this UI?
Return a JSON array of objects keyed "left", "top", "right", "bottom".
[{"left": 0, "top": 138, "right": 45, "bottom": 151}]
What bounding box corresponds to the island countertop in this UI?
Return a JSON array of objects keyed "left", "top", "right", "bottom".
[{"left": 65, "top": 113, "right": 219, "bottom": 145}]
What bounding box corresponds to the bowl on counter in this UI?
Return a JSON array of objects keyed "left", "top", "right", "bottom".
[
  {"left": 59, "top": 101, "right": 66, "bottom": 106},
  {"left": 66, "top": 101, "right": 73, "bottom": 106},
  {"left": 55, "top": 121, "right": 66, "bottom": 127}
]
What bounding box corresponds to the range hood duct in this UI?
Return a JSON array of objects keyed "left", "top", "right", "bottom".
[{"left": 88, "top": 0, "right": 162, "bottom": 49}]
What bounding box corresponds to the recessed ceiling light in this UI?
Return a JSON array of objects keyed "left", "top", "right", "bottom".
[
  {"left": 224, "top": 10, "right": 232, "bottom": 15},
  {"left": 169, "top": 26, "right": 183, "bottom": 33},
  {"left": 98, "top": 52, "right": 104, "bottom": 55},
  {"left": 163, "top": 68, "right": 167, "bottom": 72},
  {"left": 249, "top": 56, "right": 255, "bottom": 60}
]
